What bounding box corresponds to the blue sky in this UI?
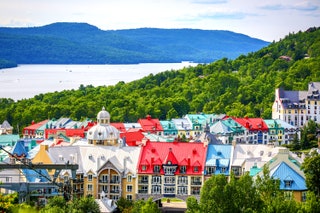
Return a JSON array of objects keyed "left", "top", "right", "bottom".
[{"left": 0, "top": 0, "right": 319, "bottom": 41}]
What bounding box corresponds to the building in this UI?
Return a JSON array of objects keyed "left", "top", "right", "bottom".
[
  {"left": 253, "top": 148, "right": 307, "bottom": 202},
  {"left": 0, "top": 120, "right": 13, "bottom": 134},
  {"left": 136, "top": 141, "right": 207, "bottom": 201},
  {"left": 272, "top": 82, "right": 320, "bottom": 127},
  {"left": 32, "top": 107, "right": 141, "bottom": 201},
  {"left": 232, "top": 117, "right": 269, "bottom": 144}
]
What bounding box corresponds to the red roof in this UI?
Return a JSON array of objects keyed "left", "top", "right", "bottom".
[
  {"left": 232, "top": 117, "right": 268, "bottom": 132},
  {"left": 111, "top": 123, "right": 126, "bottom": 132},
  {"left": 120, "top": 129, "right": 144, "bottom": 146},
  {"left": 45, "top": 129, "right": 85, "bottom": 139},
  {"left": 23, "top": 120, "right": 49, "bottom": 131},
  {"left": 137, "top": 141, "right": 207, "bottom": 175},
  {"left": 138, "top": 115, "right": 163, "bottom": 133}
]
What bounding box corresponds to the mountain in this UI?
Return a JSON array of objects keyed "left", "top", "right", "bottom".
[
  {"left": 0, "top": 26, "right": 319, "bottom": 132},
  {"left": 0, "top": 22, "right": 269, "bottom": 64}
]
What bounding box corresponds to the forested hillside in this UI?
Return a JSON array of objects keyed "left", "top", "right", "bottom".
[
  {"left": 0, "top": 22, "right": 268, "bottom": 64},
  {"left": 0, "top": 27, "right": 319, "bottom": 133}
]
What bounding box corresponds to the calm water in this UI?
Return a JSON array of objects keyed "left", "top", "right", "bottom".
[{"left": 0, "top": 63, "right": 196, "bottom": 101}]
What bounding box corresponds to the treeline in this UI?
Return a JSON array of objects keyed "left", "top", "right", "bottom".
[
  {"left": 0, "top": 22, "right": 269, "bottom": 64},
  {"left": 0, "top": 27, "right": 319, "bottom": 133}
]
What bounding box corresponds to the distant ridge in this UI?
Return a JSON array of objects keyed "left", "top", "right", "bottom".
[{"left": 0, "top": 22, "right": 269, "bottom": 64}]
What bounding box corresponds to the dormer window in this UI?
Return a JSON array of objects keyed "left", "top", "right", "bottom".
[
  {"left": 284, "top": 180, "right": 293, "bottom": 188},
  {"left": 142, "top": 165, "right": 147, "bottom": 171},
  {"left": 153, "top": 165, "right": 160, "bottom": 173},
  {"left": 193, "top": 166, "right": 199, "bottom": 172},
  {"left": 180, "top": 166, "right": 187, "bottom": 174}
]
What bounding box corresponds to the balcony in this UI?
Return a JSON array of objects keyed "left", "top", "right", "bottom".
[
  {"left": 138, "top": 189, "right": 148, "bottom": 194},
  {"left": 138, "top": 180, "right": 149, "bottom": 184},
  {"left": 191, "top": 181, "right": 202, "bottom": 186},
  {"left": 110, "top": 180, "right": 120, "bottom": 184}
]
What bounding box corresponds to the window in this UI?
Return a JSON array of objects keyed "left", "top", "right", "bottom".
[
  {"left": 87, "top": 184, "right": 93, "bottom": 191},
  {"left": 180, "top": 165, "right": 186, "bottom": 174},
  {"left": 127, "top": 195, "right": 132, "bottom": 200},
  {"left": 111, "top": 175, "right": 119, "bottom": 183},
  {"left": 142, "top": 165, "right": 147, "bottom": 171},
  {"left": 284, "top": 180, "right": 293, "bottom": 188},
  {"left": 177, "top": 186, "right": 188, "bottom": 195},
  {"left": 127, "top": 175, "right": 132, "bottom": 182},
  {"left": 302, "top": 191, "right": 307, "bottom": 202},
  {"left": 193, "top": 166, "right": 199, "bottom": 172},
  {"left": 164, "top": 166, "right": 176, "bottom": 175},
  {"left": 152, "top": 176, "right": 161, "bottom": 184},
  {"left": 101, "top": 175, "right": 108, "bottom": 183},
  {"left": 164, "top": 186, "right": 175, "bottom": 194},
  {"left": 164, "top": 176, "right": 175, "bottom": 184},
  {"left": 126, "top": 185, "right": 133, "bottom": 192},
  {"left": 151, "top": 185, "right": 161, "bottom": 194},
  {"left": 153, "top": 165, "right": 161, "bottom": 173},
  {"left": 138, "top": 185, "right": 148, "bottom": 193},
  {"left": 178, "top": 176, "right": 188, "bottom": 185},
  {"left": 88, "top": 174, "right": 93, "bottom": 182},
  {"left": 221, "top": 167, "right": 226, "bottom": 173},
  {"left": 206, "top": 166, "right": 216, "bottom": 175}
]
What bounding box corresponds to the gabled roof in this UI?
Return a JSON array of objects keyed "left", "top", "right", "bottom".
[
  {"left": 137, "top": 141, "right": 206, "bottom": 175},
  {"left": 171, "top": 118, "right": 192, "bottom": 131},
  {"left": 111, "top": 123, "right": 126, "bottom": 132},
  {"left": 163, "top": 148, "right": 179, "bottom": 165},
  {"left": 205, "top": 144, "right": 232, "bottom": 175},
  {"left": 270, "top": 162, "right": 307, "bottom": 191},
  {"left": 160, "top": 120, "right": 177, "bottom": 131},
  {"left": 120, "top": 129, "right": 144, "bottom": 146},
  {"left": 138, "top": 115, "right": 163, "bottom": 132},
  {"left": 24, "top": 120, "right": 49, "bottom": 131},
  {"left": 1, "top": 120, "right": 12, "bottom": 129},
  {"left": 11, "top": 140, "right": 28, "bottom": 157},
  {"left": 233, "top": 117, "right": 268, "bottom": 132}
]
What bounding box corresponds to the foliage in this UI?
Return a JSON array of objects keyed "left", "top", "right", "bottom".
[
  {"left": 301, "top": 151, "right": 320, "bottom": 197},
  {"left": 0, "top": 27, "right": 320, "bottom": 135},
  {"left": 0, "top": 192, "right": 18, "bottom": 212},
  {"left": 0, "top": 22, "right": 268, "bottom": 64},
  {"left": 69, "top": 196, "right": 100, "bottom": 213},
  {"left": 116, "top": 197, "right": 134, "bottom": 212},
  {"left": 131, "top": 197, "right": 160, "bottom": 213}
]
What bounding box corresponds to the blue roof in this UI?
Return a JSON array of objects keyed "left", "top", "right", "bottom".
[
  {"left": 22, "top": 169, "right": 51, "bottom": 182},
  {"left": 270, "top": 162, "right": 307, "bottom": 191},
  {"left": 205, "top": 144, "right": 232, "bottom": 175},
  {"left": 11, "top": 140, "right": 28, "bottom": 157}
]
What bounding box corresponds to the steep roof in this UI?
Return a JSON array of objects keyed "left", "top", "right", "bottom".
[
  {"left": 205, "top": 144, "right": 232, "bottom": 175},
  {"left": 137, "top": 141, "right": 206, "bottom": 175},
  {"left": 138, "top": 115, "right": 163, "bottom": 132},
  {"left": 24, "top": 120, "right": 49, "bottom": 131},
  {"left": 270, "top": 162, "right": 307, "bottom": 191},
  {"left": 233, "top": 117, "right": 268, "bottom": 132},
  {"left": 11, "top": 140, "right": 28, "bottom": 157}
]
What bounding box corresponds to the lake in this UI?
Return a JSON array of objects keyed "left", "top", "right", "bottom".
[{"left": 0, "top": 63, "right": 197, "bottom": 101}]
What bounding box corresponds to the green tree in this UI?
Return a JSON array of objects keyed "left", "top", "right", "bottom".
[
  {"left": 186, "top": 196, "right": 200, "bottom": 213},
  {"left": 116, "top": 197, "right": 134, "bottom": 212},
  {"left": 70, "top": 196, "right": 101, "bottom": 213},
  {"left": 132, "top": 198, "right": 160, "bottom": 213},
  {"left": 301, "top": 151, "right": 320, "bottom": 197}
]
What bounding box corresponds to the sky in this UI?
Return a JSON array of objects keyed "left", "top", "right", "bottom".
[{"left": 0, "top": 0, "right": 319, "bottom": 41}]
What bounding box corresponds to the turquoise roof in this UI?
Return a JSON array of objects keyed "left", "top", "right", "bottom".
[
  {"left": 0, "top": 134, "right": 19, "bottom": 146},
  {"left": 270, "top": 162, "right": 307, "bottom": 191},
  {"left": 205, "top": 144, "right": 232, "bottom": 175},
  {"left": 160, "top": 120, "right": 178, "bottom": 131}
]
